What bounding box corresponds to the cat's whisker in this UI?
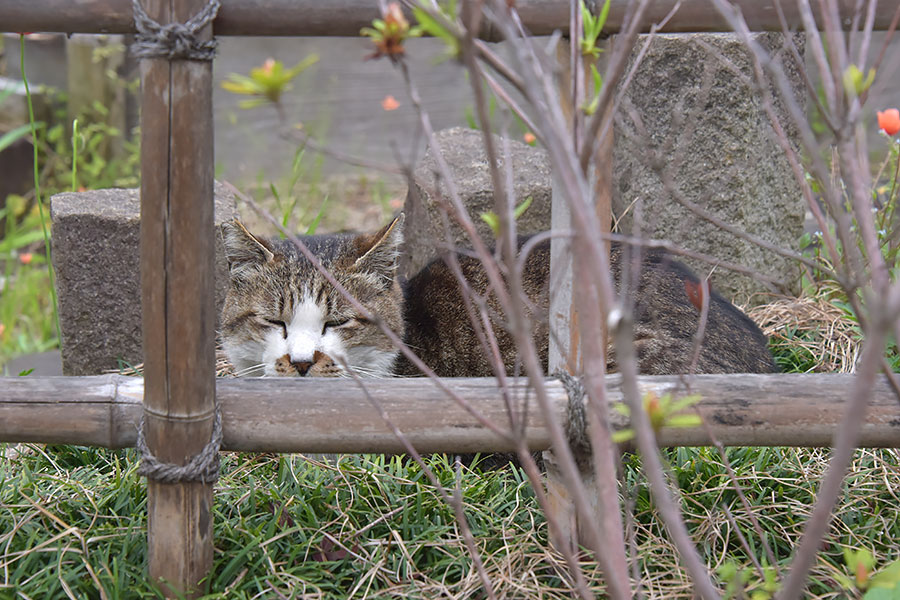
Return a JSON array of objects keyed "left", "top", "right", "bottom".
[
  {"left": 341, "top": 364, "right": 389, "bottom": 379},
  {"left": 341, "top": 369, "right": 376, "bottom": 379},
  {"left": 233, "top": 363, "right": 267, "bottom": 377}
]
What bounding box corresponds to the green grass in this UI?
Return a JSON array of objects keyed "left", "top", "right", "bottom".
[
  {"left": 769, "top": 327, "right": 823, "bottom": 373},
  {"left": 0, "top": 34, "right": 142, "bottom": 373},
  {"left": 0, "top": 450, "right": 547, "bottom": 599},
  {"left": 2, "top": 440, "right": 898, "bottom": 598}
]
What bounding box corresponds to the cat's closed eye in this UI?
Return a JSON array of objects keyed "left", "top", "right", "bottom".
[
  {"left": 322, "top": 318, "right": 351, "bottom": 335},
  {"left": 263, "top": 318, "right": 288, "bottom": 339},
  {"left": 323, "top": 316, "right": 373, "bottom": 335}
]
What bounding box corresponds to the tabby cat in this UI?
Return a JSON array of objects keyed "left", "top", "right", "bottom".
[{"left": 220, "top": 216, "right": 777, "bottom": 378}]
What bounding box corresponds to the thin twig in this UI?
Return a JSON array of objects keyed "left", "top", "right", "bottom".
[
  {"left": 342, "top": 366, "right": 498, "bottom": 600},
  {"left": 776, "top": 331, "right": 886, "bottom": 599},
  {"left": 464, "top": 4, "right": 623, "bottom": 597},
  {"left": 396, "top": 23, "right": 612, "bottom": 596},
  {"left": 604, "top": 232, "right": 785, "bottom": 288},
  {"left": 617, "top": 104, "right": 843, "bottom": 289},
  {"left": 721, "top": 503, "right": 767, "bottom": 580},
  {"left": 610, "top": 307, "right": 723, "bottom": 600},
  {"left": 685, "top": 277, "right": 711, "bottom": 377},
  {"left": 278, "top": 126, "right": 405, "bottom": 175},
  {"left": 578, "top": 0, "right": 651, "bottom": 172},
  {"left": 705, "top": 436, "right": 781, "bottom": 577}
]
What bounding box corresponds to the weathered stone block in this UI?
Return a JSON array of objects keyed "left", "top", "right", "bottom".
[
  {"left": 613, "top": 33, "right": 805, "bottom": 301},
  {"left": 405, "top": 34, "right": 805, "bottom": 303},
  {"left": 51, "top": 184, "right": 236, "bottom": 375},
  {"left": 401, "top": 127, "right": 552, "bottom": 277}
]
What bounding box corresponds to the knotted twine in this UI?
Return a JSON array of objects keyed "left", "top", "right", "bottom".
[
  {"left": 555, "top": 371, "right": 592, "bottom": 466},
  {"left": 131, "top": 0, "right": 220, "bottom": 61},
  {"left": 137, "top": 408, "right": 223, "bottom": 484}
]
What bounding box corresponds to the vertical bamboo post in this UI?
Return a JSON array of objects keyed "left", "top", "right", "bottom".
[
  {"left": 139, "top": 0, "right": 216, "bottom": 595},
  {"left": 545, "top": 33, "right": 615, "bottom": 552}
]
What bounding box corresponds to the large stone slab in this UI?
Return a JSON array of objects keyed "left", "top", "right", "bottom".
[
  {"left": 613, "top": 32, "right": 805, "bottom": 301},
  {"left": 401, "top": 126, "right": 552, "bottom": 277},
  {"left": 404, "top": 35, "right": 805, "bottom": 303},
  {"left": 51, "top": 184, "right": 236, "bottom": 375}
]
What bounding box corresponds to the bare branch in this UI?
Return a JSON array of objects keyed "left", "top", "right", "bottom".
[
  {"left": 610, "top": 308, "right": 723, "bottom": 600},
  {"left": 342, "top": 366, "right": 499, "bottom": 600},
  {"left": 776, "top": 330, "right": 887, "bottom": 600}
]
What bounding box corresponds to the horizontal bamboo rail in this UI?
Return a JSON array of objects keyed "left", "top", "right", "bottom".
[
  {"left": 2, "top": 0, "right": 898, "bottom": 37},
  {"left": 2, "top": 374, "right": 899, "bottom": 451}
]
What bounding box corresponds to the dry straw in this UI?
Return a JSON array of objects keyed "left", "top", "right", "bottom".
[{"left": 746, "top": 292, "right": 861, "bottom": 373}]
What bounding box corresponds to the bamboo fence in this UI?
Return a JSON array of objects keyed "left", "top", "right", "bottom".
[
  {"left": 1, "top": 1, "right": 899, "bottom": 596},
  {"left": 2, "top": 374, "right": 900, "bottom": 450},
  {"left": 5, "top": 0, "right": 900, "bottom": 36}
]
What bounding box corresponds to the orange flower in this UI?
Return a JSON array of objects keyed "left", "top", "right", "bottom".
[
  {"left": 385, "top": 3, "right": 409, "bottom": 32},
  {"left": 878, "top": 108, "right": 900, "bottom": 136},
  {"left": 361, "top": 2, "right": 415, "bottom": 63},
  {"left": 523, "top": 132, "right": 536, "bottom": 144},
  {"left": 0, "top": 323, "right": 5, "bottom": 337},
  {"left": 19, "top": 252, "right": 33, "bottom": 265},
  {"left": 381, "top": 95, "right": 400, "bottom": 111}
]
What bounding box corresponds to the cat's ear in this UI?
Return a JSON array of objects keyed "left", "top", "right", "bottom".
[
  {"left": 351, "top": 214, "right": 404, "bottom": 283},
  {"left": 221, "top": 220, "right": 275, "bottom": 278}
]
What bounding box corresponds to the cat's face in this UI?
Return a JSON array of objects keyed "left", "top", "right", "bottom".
[{"left": 220, "top": 217, "right": 405, "bottom": 378}]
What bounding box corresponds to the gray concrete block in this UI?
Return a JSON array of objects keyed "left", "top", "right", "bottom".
[
  {"left": 51, "top": 184, "right": 236, "bottom": 375},
  {"left": 401, "top": 127, "right": 552, "bottom": 277},
  {"left": 613, "top": 33, "right": 805, "bottom": 301}
]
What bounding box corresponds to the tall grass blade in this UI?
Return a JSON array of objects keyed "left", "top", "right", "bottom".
[
  {"left": 20, "top": 34, "right": 61, "bottom": 346},
  {"left": 71, "top": 118, "right": 79, "bottom": 192},
  {"left": 305, "top": 194, "right": 329, "bottom": 235}
]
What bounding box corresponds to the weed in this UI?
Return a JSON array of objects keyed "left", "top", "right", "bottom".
[
  {"left": 0, "top": 36, "right": 140, "bottom": 371},
  {"left": 2, "top": 441, "right": 897, "bottom": 598},
  {"left": 19, "top": 34, "right": 59, "bottom": 349}
]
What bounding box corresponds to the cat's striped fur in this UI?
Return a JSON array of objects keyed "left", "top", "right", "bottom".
[{"left": 220, "top": 216, "right": 776, "bottom": 378}]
